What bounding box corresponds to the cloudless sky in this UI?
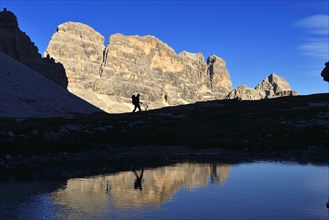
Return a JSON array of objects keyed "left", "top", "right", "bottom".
[{"left": 1, "top": 0, "right": 328, "bottom": 95}]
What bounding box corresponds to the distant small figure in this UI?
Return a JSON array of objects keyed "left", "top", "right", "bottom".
[
  {"left": 132, "top": 94, "right": 142, "bottom": 113},
  {"left": 144, "top": 102, "right": 149, "bottom": 111},
  {"left": 164, "top": 94, "right": 168, "bottom": 103}
]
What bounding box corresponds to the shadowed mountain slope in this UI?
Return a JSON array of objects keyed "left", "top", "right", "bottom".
[{"left": 0, "top": 52, "right": 102, "bottom": 118}]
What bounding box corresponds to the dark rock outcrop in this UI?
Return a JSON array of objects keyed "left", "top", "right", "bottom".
[
  {"left": 321, "top": 62, "right": 329, "bottom": 82},
  {"left": 0, "top": 8, "right": 68, "bottom": 88}
]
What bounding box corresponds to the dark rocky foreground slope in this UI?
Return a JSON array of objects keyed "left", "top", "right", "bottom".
[{"left": 0, "top": 93, "right": 328, "bottom": 169}]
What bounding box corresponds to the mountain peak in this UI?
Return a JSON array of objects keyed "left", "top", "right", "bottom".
[{"left": 0, "top": 8, "right": 18, "bottom": 28}]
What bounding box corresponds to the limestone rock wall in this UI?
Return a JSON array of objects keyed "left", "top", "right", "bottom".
[
  {"left": 45, "top": 22, "right": 232, "bottom": 113},
  {"left": 44, "top": 22, "right": 105, "bottom": 85},
  {"left": 44, "top": 22, "right": 107, "bottom": 108},
  {"left": 207, "top": 55, "right": 232, "bottom": 97},
  {"left": 0, "top": 9, "right": 68, "bottom": 88}
]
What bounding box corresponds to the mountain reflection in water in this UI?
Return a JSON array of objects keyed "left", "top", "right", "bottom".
[
  {"left": 51, "top": 163, "right": 230, "bottom": 212},
  {"left": 1, "top": 162, "right": 328, "bottom": 220}
]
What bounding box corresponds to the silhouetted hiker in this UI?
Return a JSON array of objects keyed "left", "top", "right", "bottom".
[
  {"left": 133, "top": 169, "right": 144, "bottom": 191},
  {"left": 132, "top": 94, "right": 142, "bottom": 112}
]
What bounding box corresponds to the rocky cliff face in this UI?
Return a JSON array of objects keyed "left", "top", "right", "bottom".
[
  {"left": 45, "top": 22, "right": 232, "bottom": 113},
  {"left": 0, "top": 9, "right": 68, "bottom": 88},
  {"left": 227, "top": 73, "right": 297, "bottom": 100}
]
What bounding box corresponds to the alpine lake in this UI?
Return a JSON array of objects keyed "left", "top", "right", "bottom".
[{"left": 0, "top": 161, "right": 328, "bottom": 220}]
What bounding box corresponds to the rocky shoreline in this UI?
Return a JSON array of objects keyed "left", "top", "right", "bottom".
[{"left": 1, "top": 145, "right": 328, "bottom": 170}]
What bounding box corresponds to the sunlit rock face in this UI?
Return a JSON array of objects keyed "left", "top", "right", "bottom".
[
  {"left": 44, "top": 22, "right": 106, "bottom": 109},
  {"left": 45, "top": 22, "right": 232, "bottom": 113},
  {"left": 45, "top": 22, "right": 105, "bottom": 85},
  {"left": 207, "top": 55, "right": 233, "bottom": 98},
  {"left": 0, "top": 9, "right": 68, "bottom": 88},
  {"left": 227, "top": 73, "right": 297, "bottom": 100},
  {"left": 51, "top": 163, "right": 230, "bottom": 212},
  {"left": 255, "top": 73, "right": 297, "bottom": 98},
  {"left": 226, "top": 85, "right": 265, "bottom": 100}
]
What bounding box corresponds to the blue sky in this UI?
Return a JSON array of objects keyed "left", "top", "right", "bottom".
[{"left": 1, "top": 0, "right": 328, "bottom": 95}]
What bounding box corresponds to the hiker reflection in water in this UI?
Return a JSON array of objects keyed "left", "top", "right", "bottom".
[
  {"left": 133, "top": 169, "right": 144, "bottom": 191},
  {"left": 132, "top": 94, "right": 142, "bottom": 113}
]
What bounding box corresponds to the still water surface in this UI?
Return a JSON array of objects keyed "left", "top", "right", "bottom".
[{"left": 0, "top": 162, "right": 328, "bottom": 219}]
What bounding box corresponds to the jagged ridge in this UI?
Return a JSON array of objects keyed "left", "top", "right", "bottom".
[{"left": 0, "top": 8, "right": 68, "bottom": 88}]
